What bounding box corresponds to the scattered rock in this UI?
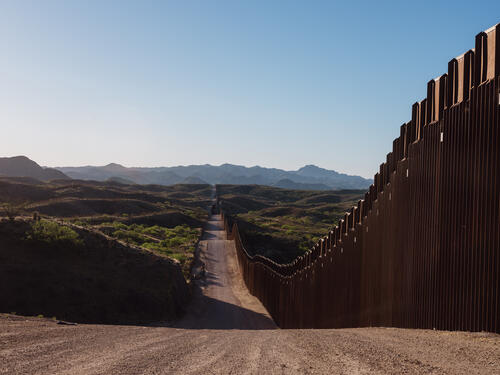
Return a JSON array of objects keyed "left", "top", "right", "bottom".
[{"left": 57, "top": 320, "right": 78, "bottom": 326}]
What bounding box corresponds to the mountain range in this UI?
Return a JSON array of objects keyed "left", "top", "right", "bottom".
[
  {"left": 56, "top": 163, "right": 372, "bottom": 190},
  {"left": 0, "top": 156, "right": 372, "bottom": 190}
]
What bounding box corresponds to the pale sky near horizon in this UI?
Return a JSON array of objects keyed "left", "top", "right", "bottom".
[{"left": 1, "top": 1, "right": 499, "bottom": 178}]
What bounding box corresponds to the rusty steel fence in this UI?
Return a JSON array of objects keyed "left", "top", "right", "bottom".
[{"left": 219, "top": 23, "right": 500, "bottom": 333}]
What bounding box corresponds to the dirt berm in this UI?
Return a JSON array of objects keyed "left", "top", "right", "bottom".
[{"left": 0, "top": 219, "right": 189, "bottom": 324}]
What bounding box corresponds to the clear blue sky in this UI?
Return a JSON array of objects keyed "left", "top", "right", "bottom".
[{"left": 1, "top": 1, "right": 498, "bottom": 178}]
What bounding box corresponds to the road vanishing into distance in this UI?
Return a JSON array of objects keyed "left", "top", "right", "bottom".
[{"left": 1, "top": 215, "right": 499, "bottom": 374}]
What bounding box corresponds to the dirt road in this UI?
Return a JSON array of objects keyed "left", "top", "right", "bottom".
[{"left": 1, "top": 215, "right": 499, "bottom": 374}]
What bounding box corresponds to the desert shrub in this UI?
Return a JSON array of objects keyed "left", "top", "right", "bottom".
[
  {"left": 142, "top": 242, "right": 171, "bottom": 253},
  {"left": 165, "top": 237, "right": 183, "bottom": 247},
  {"left": 113, "top": 229, "right": 147, "bottom": 245},
  {"left": 103, "top": 221, "right": 200, "bottom": 275},
  {"left": 25, "top": 220, "right": 83, "bottom": 247},
  {"left": 110, "top": 222, "right": 128, "bottom": 230},
  {"left": 72, "top": 220, "right": 88, "bottom": 227}
]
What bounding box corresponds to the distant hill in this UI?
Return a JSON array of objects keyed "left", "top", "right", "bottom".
[
  {"left": 57, "top": 163, "right": 371, "bottom": 190},
  {"left": 216, "top": 184, "right": 365, "bottom": 263},
  {"left": 59, "top": 163, "right": 184, "bottom": 185},
  {"left": 181, "top": 176, "right": 209, "bottom": 185},
  {"left": 294, "top": 165, "right": 371, "bottom": 189},
  {"left": 272, "top": 178, "right": 332, "bottom": 191},
  {"left": 106, "top": 176, "right": 136, "bottom": 185},
  {"left": 0, "top": 156, "right": 69, "bottom": 181}
]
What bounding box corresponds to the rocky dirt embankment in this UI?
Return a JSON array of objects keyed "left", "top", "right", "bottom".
[{"left": 0, "top": 219, "right": 189, "bottom": 324}]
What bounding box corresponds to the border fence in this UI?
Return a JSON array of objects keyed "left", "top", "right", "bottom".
[{"left": 219, "top": 23, "right": 500, "bottom": 333}]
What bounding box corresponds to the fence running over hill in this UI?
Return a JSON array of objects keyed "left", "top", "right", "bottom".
[{"left": 219, "top": 23, "right": 500, "bottom": 333}]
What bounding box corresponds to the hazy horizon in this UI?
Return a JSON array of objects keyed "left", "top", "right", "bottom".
[
  {"left": 55, "top": 161, "right": 369, "bottom": 178},
  {"left": 53, "top": 160, "right": 359, "bottom": 173},
  {"left": 1, "top": 1, "right": 499, "bottom": 179},
  {"left": 32, "top": 156, "right": 368, "bottom": 179}
]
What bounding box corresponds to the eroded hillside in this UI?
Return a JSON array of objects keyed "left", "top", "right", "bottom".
[{"left": 0, "top": 219, "right": 189, "bottom": 324}]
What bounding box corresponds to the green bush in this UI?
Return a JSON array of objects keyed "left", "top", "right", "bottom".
[
  {"left": 25, "top": 220, "right": 83, "bottom": 247},
  {"left": 142, "top": 225, "right": 164, "bottom": 237},
  {"left": 100, "top": 221, "right": 200, "bottom": 276},
  {"left": 113, "top": 229, "right": 146, "bottom": 245}
]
